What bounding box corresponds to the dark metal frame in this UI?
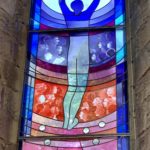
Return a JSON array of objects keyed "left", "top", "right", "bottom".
[
  {"left": 19, "top": 133, "right": 130, "bottom": 141},
  {"left": 29, "top": 25, "right": 125, "bottom": 33}
]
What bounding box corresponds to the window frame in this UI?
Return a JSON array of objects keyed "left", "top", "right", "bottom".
[{"left": 18, "top": 0, "right": 131, "bottom": 149}]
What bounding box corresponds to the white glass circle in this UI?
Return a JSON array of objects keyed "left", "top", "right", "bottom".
[
  {"left": 99, "top": 121, "right": 106, "bottom": 128},
  {"left": 83, "top": 128, "right": 90, "bottom": 134},
  {"left": 39, "top": 125, "right": 46, "bottom": 131},
  {"left": 44, "top": 139, "right": 51, "bottom": 146},
  {"left": 93, "top": 139, "right": 100, "bottom": 145}
]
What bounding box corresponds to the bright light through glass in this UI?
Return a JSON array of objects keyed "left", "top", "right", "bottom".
[{"left": 43, "top": 0, "right": 111, "bottom": 13}]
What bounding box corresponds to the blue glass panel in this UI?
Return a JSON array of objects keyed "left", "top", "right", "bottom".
[
  {"left": 41, "top": 10, "right": 66, "bottom": 24},
  {"left": 23, "top": 85, "right": 30, "bottom": 109},
  {"left": 29, "top": 87, "right": 34, "bottom": 110},
  {"left": 59, "top": 0, "right": 101, "bottom": 21},
  {"left": 118, "top": 124, "right": 129, "bottom": 133},
  {"left": 116, "top": 29, "right": 125, "bottom": 52},
  {"left": 31, "top": 20, "right": 40, "bottom": 30},
  {"left": 115, "top": 14, "right": 125, "bottom": 25},
  {"left": 30, "top": 0, "right": 126, "bottom": 29},
  {"left": 41, "top": 2, "right": 65, "bottom": 20},
  {"left": 26, "top": 127, "right": 31, "bottom": 135},
  {"left": 90, "top": 15, "right": 115, "bottom": 27},
  {"left": 26, "top": 86, "right": 30, "bottom": 108},
  {"left": 91, "top": 0, "right": 115, "bottom": 18},
  {"left": 90, "top": 10, "right": 115, "bottom": 25},
  {"left": 22, "top": 85, "right": 27, "bottom": 107},
  {"left": 22, "top": 84, "right": 34, "bottom": 123},
  {"left": 27, "top": 109, "right": 33, "bottom": 121},
  {"left": 117, "top": 83, "right": 123, "bottom": 107},
  {"left": 44, "top": 0, "right": 112, "bottom": 14},
  {"left": 117, "top": 104, "right": 129, "bottom": 133},
  {"left": 118, "top": 137, "right": 129, "bottom": 150},
  {"left": 123, "top": 80, "right": 128, "bottom": 103},
  {"left": 116, "top": 46, "right": 127, "bottom": 63},
  {"left": 28, "top": 34, "right": 39, "bottom": 58},
  {"left": 122, "top": 137, "right": 129, "bottom": 150},
  {"left": 117, "top": 81, "right": 128, "bottom": 107},
  {"left": 25, "top": 109, "right": 28, "bottom": 119},
  {"left": 117, "top": 73, "right": 127, "bottom": 84},
  {"left": 30, "top": 0, "right": 41, "bottom": 29},
  {"left": 40, "top": 17, "right": 66, "bottom": 28},
  {"left": 27, "top": 120, "right": 32, "bottom": 127},
  {"left": 118, "top": 138, "right": 122, "bottom": 150},
  {"left": 20, "top": 117, "right": 26, "bottom": 136},
  {"left": 117, "top": 61, "right": 127, "bottom": 76},
  {"left": 116, "top": 61, "right": 127, "bottom": 83},
  {"left": 29, "top": 55, "right": 36, "bottom": 64},
  {"left": 26, "top": 86, "right": 34, "bottom": 121},
  {"left": 34, "top": 1, "right": 41, "bottom": 19},
  {"left": 115, "top": 0, "right": 125, "bottom": 18},
  {"left": 118, "top": 104, "right": 128, "bottom": 125},
  {"left": 20, "top": 84, "right": 29, "bottom": 136}
]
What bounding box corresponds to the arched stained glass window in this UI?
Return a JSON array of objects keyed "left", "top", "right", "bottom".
[{"left": 19, "top": 0, "right": 129, "bottom": 149}]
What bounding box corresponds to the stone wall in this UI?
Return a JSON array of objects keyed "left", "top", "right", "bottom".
[
  {"left": 0, "top": 0, "right": 29, "bottom": 149},
  {"left": 127, "top": 0, "right": 150, "bottom": 149}
]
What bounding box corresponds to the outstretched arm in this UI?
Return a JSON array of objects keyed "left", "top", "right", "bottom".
[
  {"left": 86, "top": 0, "right": 100, "bottom": 13},
  {"left": 59, "top": 0, "right": 71, "bottom": 14}
]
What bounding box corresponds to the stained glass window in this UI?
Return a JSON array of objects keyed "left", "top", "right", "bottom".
[
  {"left": 30, "top": 0, "right": 125, "bottom": 29},
  {"left": 19, "top": 0, "right": 129, "bottom": 149}
]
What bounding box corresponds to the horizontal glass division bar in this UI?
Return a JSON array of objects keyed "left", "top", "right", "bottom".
[
  {"left": 19, "top": 133, "right": 130, "bottom": 141},
  {"left": 29, "top": 25, "right": 125, "bottom": 34}
]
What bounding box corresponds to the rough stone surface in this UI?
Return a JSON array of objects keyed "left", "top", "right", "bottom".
[
  {"left": 0, "top": 0, "right": 30, "bottom": 149},
  {"left": 127, "top": 0, "right": 150, "bottom": 149}
]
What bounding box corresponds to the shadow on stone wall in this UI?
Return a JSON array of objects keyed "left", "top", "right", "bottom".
[
  {"left": 0, "top": 0, "right": 30, "bottom": 149},
  {"left": 127, "top": 0, "right": 150, "bottom": 149}
]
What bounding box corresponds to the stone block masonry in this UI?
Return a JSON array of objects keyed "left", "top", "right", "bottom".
[
  {"left": 0, "top": 0, "right": 30, "bottom": 149},
  {"left": 127, "top": 0, "right": 150, "bottom": 149}
]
